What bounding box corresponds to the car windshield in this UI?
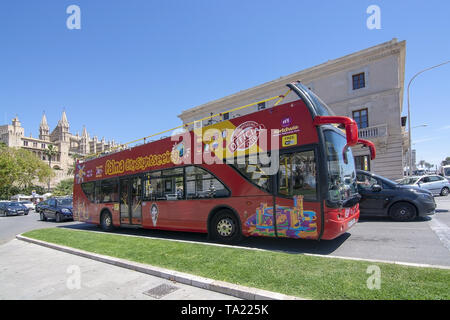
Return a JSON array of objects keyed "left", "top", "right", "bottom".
[
  {"left": 324, "top": 129, "right": 358, "bottom": 205},
  {"left": 8, "top": 202, "right": 22, "bottom": 207},
  {"left": 398, "top": 177, "right": 419, "bottom": 185},
  {"left": 57, "top": 198, "right": 72, "bottom": 206}
]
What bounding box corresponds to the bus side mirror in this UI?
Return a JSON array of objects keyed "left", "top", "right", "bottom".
[
  {"left": 358, "top": 139, "right": 376, "bottom": 160},
  {"left": 313, "top": 116, "right": 359, "bottom": 146}
]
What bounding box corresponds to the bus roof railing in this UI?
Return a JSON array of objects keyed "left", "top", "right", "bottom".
[{"left": 78, "top": 88, "right": 293, "bottom": 162}]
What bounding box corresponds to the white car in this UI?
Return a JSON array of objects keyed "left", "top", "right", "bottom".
[
  {"left": 398, "top": 175, "right": 450, "bottom": 196},
  {"left": 19, "top": 201, "right": 35, "bottom": 211}
]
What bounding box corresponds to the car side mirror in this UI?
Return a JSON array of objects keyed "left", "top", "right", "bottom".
[{"left": 371, "top": 184, "right": 382, "bottom": 192}]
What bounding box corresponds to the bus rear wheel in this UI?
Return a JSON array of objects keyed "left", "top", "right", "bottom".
[
  {"left": 100, "top": 211, "right": 114, "bottom": 232},
  {"left": 211, "top": 210, "right": 242, "bottom": 244}
]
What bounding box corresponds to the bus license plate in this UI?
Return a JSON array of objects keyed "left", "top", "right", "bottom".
[{"left": 348, "top": 218, "right": 356, "bottom": 228}]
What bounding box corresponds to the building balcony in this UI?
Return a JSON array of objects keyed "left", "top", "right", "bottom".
[{"left": 358, "top": 124, "right": 388, "bottom": 139}]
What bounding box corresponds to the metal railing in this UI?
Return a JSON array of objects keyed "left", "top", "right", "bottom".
[{"left": 358, "top": 124, "right": 387, "bottom": 139}]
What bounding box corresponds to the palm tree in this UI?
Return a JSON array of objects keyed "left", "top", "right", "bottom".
[
  {"left": 67, "top": 153, "right": 83, "bottom": 175},
  {"left": 44, "top": 144, "right": 58, "bottom": 191},
  {"left": 418, "top": 160, "right": 426, "bottom": 169}
]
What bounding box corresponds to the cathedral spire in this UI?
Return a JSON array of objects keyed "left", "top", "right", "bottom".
[
  {"left": 39, "top": 112, "right": 50, "bottom": 141},
  {"left": 59, "top": 110, "right": 69, "bottom": 127},
  {"left": 40, "top": 112, "right": 49, "bottom": 130},
  {"left": 82, "top": 125, "right": 88, "bottom": 137}
]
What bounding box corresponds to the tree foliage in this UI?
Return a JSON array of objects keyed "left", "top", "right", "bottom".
[
  {"left": 52, "top": 178, "right": 74, "bottom": 197},
  {"left": 0, "top": 145, "right": 54, "bottom": 199}
]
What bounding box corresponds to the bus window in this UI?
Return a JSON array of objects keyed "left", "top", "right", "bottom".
[
  {"left": 185, "top": 166, "right": 230, "bottom": 199},
  {"left": 233, "top": 156, "right": 271, "bottom": 192},
  {"left": 81, "top": 182, "right": 95, "bottom": 202},
  {"left": 143, "top": 169, "right": 184, "bottom": 201},
  {"left": 278, "top": 150, "right": 317, "bottom": 200},
  {"left": 100, "top": 179, "right": 119, "bottom": 203}
]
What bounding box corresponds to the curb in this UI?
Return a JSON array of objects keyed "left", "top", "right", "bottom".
[{"left": 16, "top": 234, "right": 305, "bottom": 300}]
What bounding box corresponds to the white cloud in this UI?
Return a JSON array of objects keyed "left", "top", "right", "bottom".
[
  {"left": 413, "top": 137, "right": 438, "bottom": 144},
  {"left": 437, "top": 125, "right": 450, "bottom": 131}
]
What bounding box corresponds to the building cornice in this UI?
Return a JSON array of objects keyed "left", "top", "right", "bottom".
[{"left": 178, "top": 39, "right": 406, "bottom": 120}]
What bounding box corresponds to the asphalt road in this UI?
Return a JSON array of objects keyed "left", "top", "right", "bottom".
[{"left": 1, "top": 197, "right": 450, "bottom": 266}]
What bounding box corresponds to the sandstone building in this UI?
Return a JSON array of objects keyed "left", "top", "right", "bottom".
[
  {"left": 0, "top": 111, "right": 117, "bottom": 187},
  {"left": 178, "top": 39, "right": 408, "bottom": 180}
]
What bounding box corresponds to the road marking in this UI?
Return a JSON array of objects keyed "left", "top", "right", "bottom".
[{"left": 428, "top": 216, "right": 450, "bottom": 252}]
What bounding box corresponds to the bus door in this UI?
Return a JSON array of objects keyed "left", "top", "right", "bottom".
[
  {"left": 275, "top": 148, "right": 321, "bottom": 239},
  {"left": 120, "top": 177, "right": 142, "bottom": 225}
]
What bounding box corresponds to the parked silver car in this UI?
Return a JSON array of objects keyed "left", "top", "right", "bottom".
[{"left": 398, "top": 175, "right": 450, "bottom": 196}]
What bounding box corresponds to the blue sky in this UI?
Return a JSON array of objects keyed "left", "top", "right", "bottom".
[{"left": 1, "top": 0, "right": 449, "bottom": 167}]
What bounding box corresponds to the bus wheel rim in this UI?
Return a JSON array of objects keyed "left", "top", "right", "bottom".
[
  {"left": 104, "top": 215, "right": 111, "bottom": 226},
  {"left": 217, "top": 218, "right": 234, "bottom": 237}
]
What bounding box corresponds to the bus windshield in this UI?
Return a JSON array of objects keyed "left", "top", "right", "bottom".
[
  {"left": 444, "top": 167, "right": 450, "bottom": 176},
  {"left": 324, "top": 130, "right": 358, "bottom": 206}
]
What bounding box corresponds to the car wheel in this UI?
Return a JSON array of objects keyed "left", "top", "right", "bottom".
[
  {"left": 40, "top": 212, "right": 47, "bottom": 221},
  {"left": 389, "top": 202, "right": 417, "bottom": 222},
  {"left": 440, "top": 187, "right": 449, "bottom": 196},
  {"left": 100, "top": 211, "right": 114, "bottom": 232},
  {"left": 211, "top": 209, "right": 242, "bottom": 244}
]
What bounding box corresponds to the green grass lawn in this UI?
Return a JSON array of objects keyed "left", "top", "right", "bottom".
[{"left": 23, "top": 228, "right": 450, "bottom": 300}]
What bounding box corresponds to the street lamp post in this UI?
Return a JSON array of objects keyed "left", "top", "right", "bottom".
[
  {"left": 407, "top": 60, "right": 450, "bottom": 176},
  {"left": 406, "top": 125, "right": 427, "bottom": 176}
]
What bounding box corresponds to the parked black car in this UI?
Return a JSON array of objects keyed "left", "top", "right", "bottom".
[
  {"left": 39, "top": 197, "right": 73, "bottom": 222},
  {"left": 356, "top": 170, "right": 436, "bottom": 221},
  {"left": 35, "top": 200, "right": 48, "bottom": 213},
  {"left": 0, "top": 201, "right": 30, "bottom": 216}
]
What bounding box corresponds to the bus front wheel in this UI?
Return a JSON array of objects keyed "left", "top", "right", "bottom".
[{"left": 210, "top": 210, "right": 242, "bottom": 244}]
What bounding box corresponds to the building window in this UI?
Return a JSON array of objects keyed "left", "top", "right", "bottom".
[
  {"left": 33, "top": 142, "right": 37, "bottom": 148},
  {"left": 257, "top": 102, "right": 266, "bottom": 110},
  {"left": 352, "top": 72, "right": 365, "bottom": 90},
  {"left": 352, "top": 108, "right": 369, "bottom": 129},
  {"left": 222, "top": 112, "right": 229, "bottom": 120},
  {"left": 23, "top": 141, "right": 28, "bottom": 146},
  {"left": 354, "top": 155, "right": 370, "bottom": 171},
  {"left": 41, "top": 144, "right": 46, "bottom": 149}
]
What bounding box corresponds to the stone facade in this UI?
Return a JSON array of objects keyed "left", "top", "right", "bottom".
[
  {"left": 0, "top": 111, "right": 117, "bottom": 188},
  {"left": 178, "top": 39, "right": 407, "bottom": 180}
]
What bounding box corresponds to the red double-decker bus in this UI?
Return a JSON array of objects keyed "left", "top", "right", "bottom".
[{"left": 73, "top": 82, "right": 375, "bottom": 243}]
